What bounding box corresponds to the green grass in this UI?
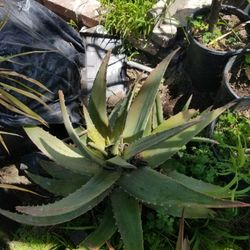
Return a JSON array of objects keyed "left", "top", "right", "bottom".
[{"left": 100, "top": 0, "right": 158, "bottom": 39}]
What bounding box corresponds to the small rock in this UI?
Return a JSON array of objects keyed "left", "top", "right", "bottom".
[{"left": 0, "top": 165, "right": 30, "bottom": 185}]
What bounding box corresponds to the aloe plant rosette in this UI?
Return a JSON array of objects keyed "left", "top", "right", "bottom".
[{"left": 0, "top": 50, "right": 249, "bottom": 250}]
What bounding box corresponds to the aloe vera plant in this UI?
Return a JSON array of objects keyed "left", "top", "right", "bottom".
[{"left": 0, "top": 49, "right": 249, "bottom": 250}]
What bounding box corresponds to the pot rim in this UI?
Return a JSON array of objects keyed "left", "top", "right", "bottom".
[{"left": 187, "top": 4, "right": 249, "bottom": 55}]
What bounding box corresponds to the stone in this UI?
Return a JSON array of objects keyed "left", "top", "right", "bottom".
[{"left": 41, "top": 0, "right": 100, "bottom": 27}]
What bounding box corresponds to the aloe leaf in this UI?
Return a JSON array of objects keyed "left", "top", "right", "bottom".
[
  {"left": 83, "top": 105, "right": 105, "bottom": 150},
  {"left": 109, "top": 88, "right": 135, "bottom": 142},
  {"left": 111, "top": 189, "right": 143, "bottom": 250},
  {"left": 106, "top": 156, "right": 136, "bottom": 169},
  {"left": 17, "top": 170, "right": 120, "bottom": 216},
  {"left": 153, "top": 109, "right": 197, "bottom": 133},
  {"left": 123, "top": 120, "right": 199, "bottom": 160},
  {"left": 152, "top": 205, "right": 215, "bottom": 219},
  {"left": 88, "top": 51, "right": 111, "bottom": 137},
  {"left": 182, "top": 95, "right": 193, "bottom": 111},
  {"left": 155, "top": 93, "right": 164, "bottom": 126},
  {"left": 24, "top": 126, "right": 100, "bottom": 175},
  {"left": 25, "top": 171, "right": 89, "bottom": 196},
  {"left": 59, "top": 91, "right": 105, "bottom": 164},
  {"left": 0, "top": 89, "right": 48, "bottom": 126},
  {"left": 82, "top": 204, "right": 117, "bottom": 249},
  {"left": 123, "top": 49, "right": 178, "bottom": 142},
  {"left": 141, "top": 104, "right": 234, "bottom": 168},
  {"left": 39, "top": 160, "right": 86, "bottom": 180},
  {"left": 168, "top": 171, "right": 232, "bottom": 198},
  {"left": 0, "top": 191, "right": 109, "bottom": 226},
  {"left": 119, "top": 167, "right": 249, "bottom": 208}
]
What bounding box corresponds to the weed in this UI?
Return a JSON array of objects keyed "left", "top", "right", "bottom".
[{"left": 100, "top": 0, "right": 158, "bottom": 39}]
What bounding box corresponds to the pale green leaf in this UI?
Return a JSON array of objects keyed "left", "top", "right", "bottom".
[
  {"left": 82, "top": 205, "right": 117, "bottom": 249},
  {"left": 141, "top": 105, "right": 234, "bottom": 168},
  {"left": 25, "top": 171, "right": 89, "bottom": 196},
  {"left": 119, "top": 167, "right": 249, "bottom": 208},
  {"left": 123, "top": 120, "right": 199, "bottom": 160},
  {"left": 17, "top": 170, "right": 121, "bottom": 216},
  {"left": 59, "top": 90, "right": 105, "bottom": 164},
  {"left": 123, "top": 49, "right": 179, "bottom": 142},
  {"left": 83, "top": 105, "right": 105, "bottom": 150},
  {"left": 106, "top": 156, "right": 136, "bottom": 169},
  {"left": 111, "top": 189, "right": 143, "bottom": 250},
  {"left": 0, "top": 191, "right": 109, "bottom": 226},
  {"left": 24, "top": 126, "right": 100, "bottom": 176},
  {"left": 88, "top": 51, "right": 111, "bottom": 137}
]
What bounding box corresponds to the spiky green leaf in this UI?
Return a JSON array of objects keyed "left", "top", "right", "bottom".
[
  {"left": 109, "top": 87, "right": 135, "bottom": 142},
  {"left": 168, "top": 171, "right": 231, "bottom": 198},
  {"left": 123, "top": 49, "right": 178, "bottom": 142},
  {"left": 25, "top": 171, "right": 89, "bottom": 196},
  {"left": 24, "top": 126, "right": 100, "bottom": 176},
  {"left": 123, "top": 120, "right": 199, "bottom": 160},
  {"left": 83, "top": 105, "right": 105, "bottom": 150},
  {"left": 106, "top": 156, "right": 137, "bottom": 169},
  {"left": 119, "top": 167, "right": 249, "bottom": 208},
  {"left": 82, "top": 205, "right": 117, "bottom": 249},
  {"left": 39, "top": 160, "right": 86, "bottom": 180},
  {"left": 17, "top": 170, "right": 121, "bottom": 216},
  {"left": 59, "top": 91, "right": 105, "bottom": 165},
  {"left": 141, "top": 104, "right": 234, "bottom": 167},
  {"left": 154, "top": 205, "right": 215, "bottom": 219},
  {"left": 88, "top": 51, "right": 111, "bottom": 137},
  {"left": 111, "top": 189, "right": 143, "bottom": 250},
  {"left": 0, "top": 191, "right": 109, "bottom": 226},
  {"left": 153, "top": 109, "right": 197, "bottom": 132}
]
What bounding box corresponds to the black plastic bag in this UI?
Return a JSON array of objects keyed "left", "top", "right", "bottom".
[{"left": 0, "top": 0, "right": 85, "bottom": 126}]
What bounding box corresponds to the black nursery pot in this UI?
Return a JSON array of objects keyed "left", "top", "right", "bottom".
[
  {"left": 214, "top": 53, "right": 247, "bottom": 107},
  {"left": 184, "top": 5, "right": 250, "bottom": 92}
]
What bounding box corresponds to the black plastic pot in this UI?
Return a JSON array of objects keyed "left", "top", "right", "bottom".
[
  {"left": 184, "top": 5, "right": 250, "bottom": 92},
  {"left": 214, "top": 52, "right": 250, "bottom": 107}
]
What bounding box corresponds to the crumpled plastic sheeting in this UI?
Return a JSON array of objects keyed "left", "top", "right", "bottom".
[{"left": 0, "top": 0, "right": 85, "bottom": 126}]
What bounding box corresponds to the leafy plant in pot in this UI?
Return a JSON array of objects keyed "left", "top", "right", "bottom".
[
  {"left": 0, "top": 50, "right": 249, "bottom": 250},
  {"left": 185, "top": 0, "right": 250, "bottom": 92},
  {"left": 215, "top": 47, "right": 250, "bottom": 106}
]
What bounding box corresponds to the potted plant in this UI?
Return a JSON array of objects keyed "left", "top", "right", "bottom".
[
  {"left": 215, "top": 48, "right": 250, "bottom": 106},
  {"left": 185, "top": 0, "right": 250, "bottom": 92}
]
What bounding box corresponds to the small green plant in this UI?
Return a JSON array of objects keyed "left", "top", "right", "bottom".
[
  {"left": 9, "top": 226, "right": 59, "bottom": 250},
  {"left": 0, "top": 50, "right": 249, "bottom": 250},
  {"left": 244, "top": 52, "right": 250, "bottom": 65},
  {"left": 213, "top": 111, "right": 250, "bottom": 184},
  {"left": 100, "top": 0, "right": 157, "bottom": 39}
]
